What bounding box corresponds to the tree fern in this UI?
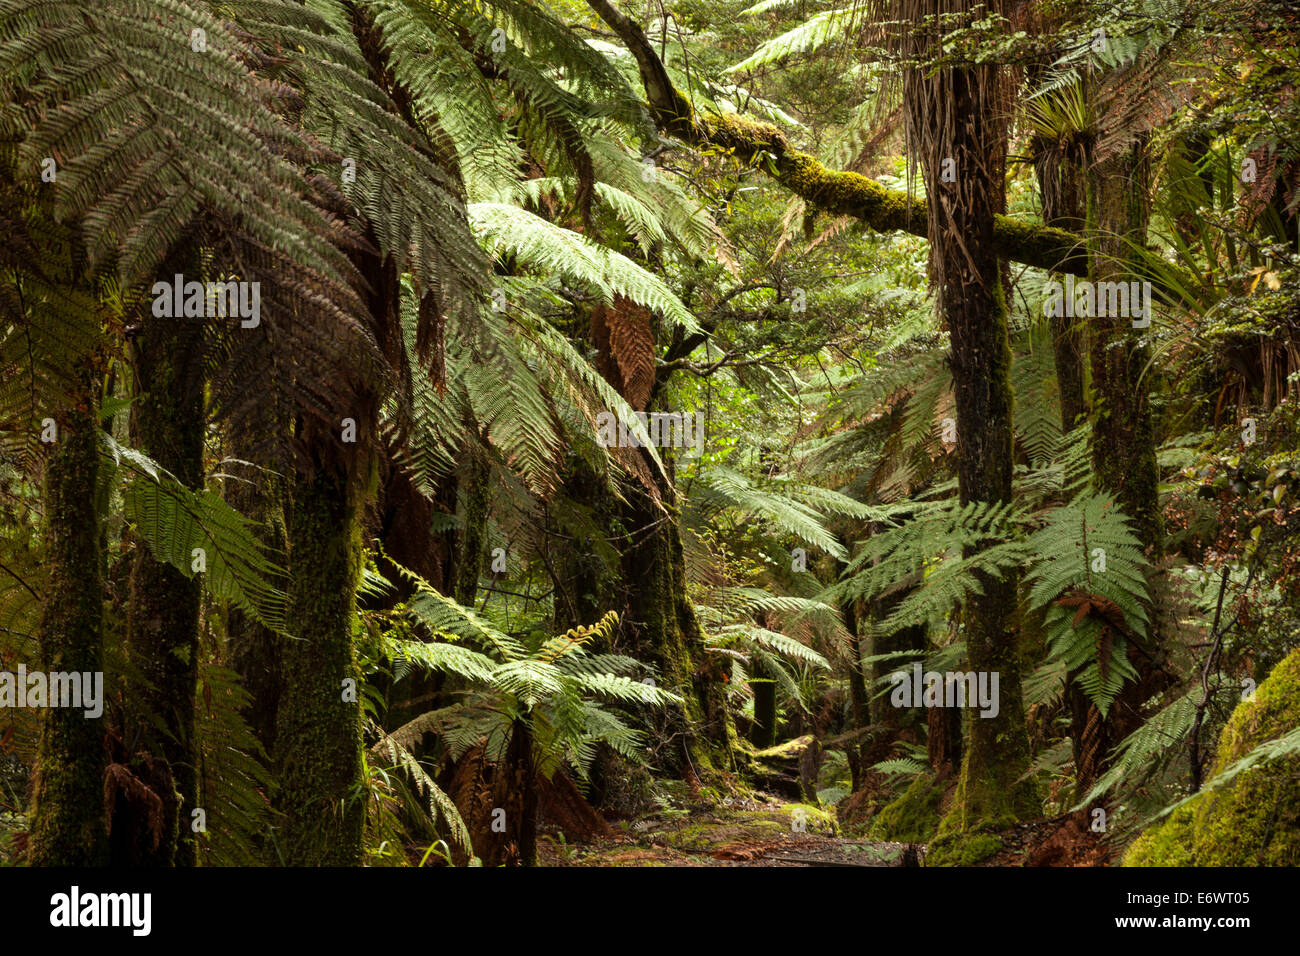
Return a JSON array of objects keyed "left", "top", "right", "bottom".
[
  {"left": 468, "top": 202, "right": 700, "bottom": 333},
  {"left": 1025, "top": 491, "right": 1151, "bottom": 715},
  {"left": 726, "top": 8, "right": 859, "bottom": 75}
]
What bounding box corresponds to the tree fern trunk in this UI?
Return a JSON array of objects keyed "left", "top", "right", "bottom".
[
  {"left": 1033, "top": 142, "right": 1088, "bottom": 432},
  {"left": 454, "top": 440, "right": 491, "bottom": 608},
  {"left": 225, "top": 464, "right": 287, "bottom": 759},
  {"left": 511, "top": 719, "right": 538, "bottom": 868},
  {"left": 840, "top": 597, "right": 870, "bottom": 790},
  {"left": 124, "top": 306, "right": 205, "bottom": 866},
  {"left": 620, "top": 469, "right": 735, "bottom": 775},
  {"left": 1087, "top": 137, "right": 1163, "bottom": 555},
  {"left": 273, "top": 461, "right": 367, "bottom": 865},
  {"left": 28, "top": 393, "right": 109, "bottom": 866},
  {"left": 1075, "top": 135, "right": 1167, "bottom": 802},
  {"left": 866, "top": 592, "right": 928, "bottom": 769},
  {"left": 904, "top": 0, "right": 1038, "bottom": 840},
  {"left": 751, "top": 675, "right": 778, "bottom": 748}
]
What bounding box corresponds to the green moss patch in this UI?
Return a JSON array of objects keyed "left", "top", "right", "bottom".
[
  {"left": 869, "top": 774, "right": 944, "bottom": 844},
  {"left": 1124, "top": 647, "right": 1300, "bottom": 866}
]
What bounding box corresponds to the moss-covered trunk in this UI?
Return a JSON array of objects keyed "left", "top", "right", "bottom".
[
  {"left": 905, "top": 0, "right": 1037, "bottom": 845},
  {"left": 28, "top": 395, "right": 109, "bottom": 866},
  {"left": 1073, "top": 136, "right": 1167, "bottom": 801},
  {"left": 1087, "top": 138, "right": 1163, "bottom": 554},
  {"left": 273, "top": 460, "right": 366, "bottom": 865},
  {"left": 124, "top": 307, "right": 205, "bottom": 866},
  {"left": 620, "top": 469, "right": 733, "bottom": 774}
]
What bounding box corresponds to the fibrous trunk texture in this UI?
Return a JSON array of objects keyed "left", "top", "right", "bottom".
[{"left": 904, "top": 0, "right": 1037, "bottom": 833}]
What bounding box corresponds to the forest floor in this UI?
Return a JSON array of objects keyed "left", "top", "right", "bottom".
[
  {"left": 535, "top": 790, "right": 1110, "bottom": 867},
  {"left": 537, "top": 793, "right": 919, "bottom": 867}
]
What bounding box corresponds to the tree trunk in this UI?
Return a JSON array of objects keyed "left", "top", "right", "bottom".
[
  {"left": 28, "top": 395, "right": 109, "bottom": 866},
  {"left": 840, "top": 598, "right": 871, "bottom": 790},
  {"left": 904, "top": 0, "right": 1037, "bottom": 830},
  {"left": 454, "top": 441, "right": 491, "bottom": 608},
  {"left": 1032, "top": 131, "right": 1089, "bottom": 432},
  {"left": 1087, "top": 138, "right": 1163, "bottom": 554},
  {"left": 751, "top": 677, "right": 778, "bottom": 749},
  {"left": 273, "top": 459, "right": 367, "bottom": 865},
  {"left": 225, "top": 465, "right": 287, "bottom": 758},
  {"left": 620, "top": 469, "right": 733, "bottom": 774},
  {"left": 124, "top": 305, "right": 205, "bottom": 866},
  {"left": 1072, "top": 135, "right": 1167, "bottom": 802}
]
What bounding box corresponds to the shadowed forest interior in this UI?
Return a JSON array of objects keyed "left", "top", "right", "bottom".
[{"left": 2, "top": 0, "right": 1300, "bottom": 869}]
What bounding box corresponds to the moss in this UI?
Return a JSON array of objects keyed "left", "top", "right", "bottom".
[
  {"left": 927, "top": 830, "right": 1003, "bottom": 867},
  {"left": 27, "top": 401, "right": 109, "bottom": 866},
  {"left": 752, "top": 734, "right": 816, "bottom": 761},
  {"left": 1123, "top": 647, "right": 1300, "bottom": 867},
  {"left": 940, "top": 278, "right": 1040, "bottom": 834},
  {"left": 273, "top": 462, "right": 367, "bottom": 865},
  {"left": 620, "top": 480, "right": 733, "bottom": 773},
  {"left": 788, "top": 802, "right": 836, "bottom": 833},
  {"left": 695, "top": 112, "right": 1088, "bottom": 275},
  {"left": 1124, "top": 805, "right": 1196, "bottom": 867},
  {"left": 869, "top": 774, "right": 943, "bottom": 843}
]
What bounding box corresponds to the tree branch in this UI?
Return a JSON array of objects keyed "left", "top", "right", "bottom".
[{"left": 585, "top": 0, "right": 1090, "bottom": 276}]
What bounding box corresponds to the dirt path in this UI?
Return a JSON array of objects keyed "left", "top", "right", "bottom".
[{"left": 538, "top": 794, "right": 921, "bottom": 867}]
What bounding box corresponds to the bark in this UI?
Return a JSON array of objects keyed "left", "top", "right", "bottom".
[
  {"left": 225, "top": 466, "right": 287, "bottom": 758},
  {"left": 273, "top": 460, "right": 367, "bottom": 865},
  {"left": 620, "top": 469, "right": 734, "bottom": 773},
  {"left": 1072, "top": 135, "right": 1167, "bottom": 802},
  {"left": 1087, "top": 138, "right": 1164, "bottom": 554},
  {"left": 506, "top": 719, "right": 538, "bottom": 867},
  {"left": 123, "top": 305, "right": 205, "bottom": 866},
  {"left": 27, "top": 395, "right": 109, "bottom": 866},
  {"left": 904, "top": 0, "right": 1037, "bottom": 830},
  {"left": 454, "top": 441, "right": 491, "bottom": 608},
  {"left": 751, "top": 675, "right": 778, "bottom": 749},
  {"left": 840, "top": 598, "right": 871, "bottom": 790},
  {"left": 375, "top": 437, "right": 455, "bottom": 603},
  {"left": 1033, "top": 138, "right": 1089, "bottom": 431}
]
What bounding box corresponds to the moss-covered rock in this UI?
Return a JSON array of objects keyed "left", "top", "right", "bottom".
[
  {"left": 1124, "top": 805, "right": 1196, "bottom": 867},
  {"left": 1124, "top": 646, "right": 1300, "bottom": 866},
  {"left": 926, "top": 830, "right": 1003, "bottom": 867},
  {"left": 869, "top": 774, "right": 943, "bottom": 844}
]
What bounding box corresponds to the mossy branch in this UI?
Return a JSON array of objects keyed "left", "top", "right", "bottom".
[{"left": 585, "top": 0, "right": 1089, "bottom": 276}]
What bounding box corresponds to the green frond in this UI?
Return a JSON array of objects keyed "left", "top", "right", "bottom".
[
  {"left": 468, "top": 202, "right": 700, "bottom": 333},
  {"left": 726, "top": 8, "right": 857, "bottom": 75},
  {"left": 106, "top": 434, "right": 288, "bottom": 632}
]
